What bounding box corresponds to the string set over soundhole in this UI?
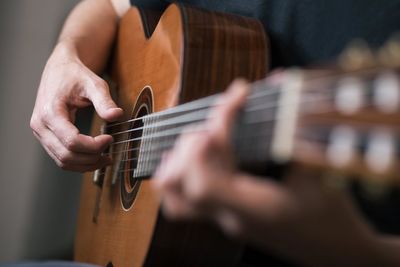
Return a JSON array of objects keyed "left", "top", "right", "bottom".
[
  {"left": 294, "top": 68, "right": 400, "bottom": 184},
  {"left": 118, "top": 87, "right": 153, "bottom": 210},
  {"left": 92, "top": 87, "right": 154, "bottom": 211}
]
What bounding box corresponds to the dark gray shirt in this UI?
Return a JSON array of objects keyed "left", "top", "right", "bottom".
[{"left": 130, "top": 0, "right": 400, "bottom": 67}]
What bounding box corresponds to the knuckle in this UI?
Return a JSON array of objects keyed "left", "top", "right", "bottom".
[
  {"left": 56, "top": 160, "right": 68, "bottom": 170},
  {"left": 41, "top": 104, "right": 55, "bottom": 123},
  {"left": 219, "top": 215, "right": 244, "bottom": 238},
  {"left": 57, "top": 150, "right": 73, "bottom": 164},
  {"left": 63, "top": 134, "right": 79, "bottom": 150},
  {"left": 29, "top": 116, "right": 40, "bottom": 131},
  {"left": 93, "top": 78, "right": 109, "bottom": 92},
  {"left": 226, "top": 223, "right": 244, "bottom": 238},
  {"left": 164, "top": 206, "right": 183, "bottom": 221},
  {"left": 188, "top": 181, "right": 210, "bottom": 204},
  {"left": 191, "top": 139, "right": 207, "bottom": 156}
]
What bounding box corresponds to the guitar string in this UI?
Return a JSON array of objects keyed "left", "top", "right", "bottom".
[
  {"left": 100, "top": 84, "right": 391, "bottom": 164},
  {"left": 115, "top": 121, "right": 277, "bottom": 163},
  {"left": 104, "top": 79, "right": 276, "bottom": 129},
  {"left": 104, "top": 76, "right": 381, "bottom": 142},
  {"left": 99, "top": 121, "right": 400, "bottom": 178},
  {"left": 95, "top": 101, "right": 398, "bottom": 180},
  {"left": 97, "top": 128, "right": 277, "bottom": 177},
  {"left": 98, "top": 107, "right": 334, "bottom": 176},
  {"left": 108, "top": 115, "right": 394, "bottom": 162},
  {"left": 97, "top": 127, "right": 348, "bottom": 177},
  {"left": 106, "top": 97, "right": 278, "bottom": 141},
  {"left": 94, "top": 72, "right": 396, "bottom": 179},
  {"left": 102, "top": 112, "right": 276, "bottom": 156},
  {"left": 104, "top": 70, "right": 381, "bottom": 131},
  {"left": 106, "top": 88, "right": 283, "bottom": 138},
  {"left": 106, "top": 90, "right": 350, "bottom": 147}
]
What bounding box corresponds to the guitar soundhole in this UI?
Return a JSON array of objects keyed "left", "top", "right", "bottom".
[
  {"left": 120, "top": 87, "right": 153, "bottom": 211},
  {"left": 106, "top": 262, "right": 113, "bottom": 267}
]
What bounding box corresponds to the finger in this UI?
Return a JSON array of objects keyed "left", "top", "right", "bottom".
[
  {"left": 45, "top": 105, "right": 113, "bottom": 153},
  {"left": 85, "top": 77, "right": 123, "bottom": 122},
  {"left": 154, "top": 150, "right": 184, "bottom": 193},
  {"left": 216, "top": 175, "right": 294, "bottom": 225},
  {"left": 153, "top": 152, "right": 171, "bottom": 189},
  {"left": 173, "top": 132, "right": 223, "bottom": 206},
  {"left": 39, "top": 128, "right": 112, "bottom": 167},
  {"left": 62, "top": 158, "right": 112, "bottom": 173},
  {"left": 162, "top": 192, "right": 200, "bottom": 220},
  {"left": 37, "top": 131, "right": 108, "bottom": 172},
  {"left": 209, "top": 79, "right": 249, "bottom": 143},
  {"left": 154, "top": 152, "right": 199, "bottom": 219},
  {"left": 154, "top": 151, "right": 172, "bottom": 176},
  {"left": 33, "top": 130, "right": 64, "bottom": 167},
  {"left": 214, "top": 209, "right": 243, "bottom": 238},
  {"left": 46, "top": 146, "right": 111, "bottom": 172}
]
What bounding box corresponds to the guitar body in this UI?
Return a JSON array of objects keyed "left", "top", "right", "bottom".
[{"left": 75, "top": 4, "right": 268, "bottom": 267}]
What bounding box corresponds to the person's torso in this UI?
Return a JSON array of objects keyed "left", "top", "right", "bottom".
[{"left": 130, "top": 0, "right": 400, "bottom": 67}]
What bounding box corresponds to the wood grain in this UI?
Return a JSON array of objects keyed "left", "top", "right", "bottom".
[{"left": 74, "top": 4, "right": 269, "bottom": 267}]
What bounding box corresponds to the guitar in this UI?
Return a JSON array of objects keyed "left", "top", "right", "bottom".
[
  {"left": 74, "top": 3, "right": 400, "bottom": 267},
  {"left": 75, "top": 4, "right": 268, "bottom": 267}
]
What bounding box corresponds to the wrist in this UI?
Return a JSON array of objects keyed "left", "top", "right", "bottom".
[
  {"left": 54, "top": 38, "right": 81, "bottom": 59},
  {"left": 53, "top": 36, "right": 108, "bottom": 73}
]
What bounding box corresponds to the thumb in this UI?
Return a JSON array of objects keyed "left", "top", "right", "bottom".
[{"left": 86, "top": 78, "right": 124, "bottom": 122}]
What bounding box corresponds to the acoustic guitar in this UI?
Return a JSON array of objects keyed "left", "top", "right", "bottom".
[
  {"left": 74, "top": 3, "right": 400, "bottom": 267},
  {"left": 75, "top": 4, "right": 268, "bottom": 267}
]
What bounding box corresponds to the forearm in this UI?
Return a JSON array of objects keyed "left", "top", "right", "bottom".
[
  {"left": 57, "top": 0, "right": 120, "bottom": 73},
  {"left": 213, "top": 175, "right": 400, "bottom": 267}
]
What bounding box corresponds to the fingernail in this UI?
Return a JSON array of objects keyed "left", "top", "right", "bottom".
[{"left": 110, "top": 107, "right": 123, "bottom": 112}]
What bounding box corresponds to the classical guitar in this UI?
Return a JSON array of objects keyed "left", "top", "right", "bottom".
[
  {"left": 75, "top": 4, "right": 268, "bottom": 267},
  {"left": 75, "top": 3, "right": 400, "bottom": 267}
]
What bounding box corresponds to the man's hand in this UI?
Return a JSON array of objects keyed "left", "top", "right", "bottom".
[
  {"left": 30, "top": 0, "right": 130, "bottom": 172},
  {"left": 154, "top": 80, "right": 248, "bottom": 219},
  {"left": 30, "top": 42, "right": 123, "bottom": 172},
  {"left": 154, "top": 80, "right": 386, "bottom": 267}
]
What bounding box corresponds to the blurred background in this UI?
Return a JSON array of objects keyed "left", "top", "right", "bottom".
[{"left": 0, "top": 0, "right": 83, "bottom": 262}]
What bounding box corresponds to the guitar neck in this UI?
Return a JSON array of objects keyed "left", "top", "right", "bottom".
[
  {"left": 130, "top": 78, "right": 289, "bottom": 178},
  {"left": 101, "top": 66, "right": 400, "bottom": 184}
]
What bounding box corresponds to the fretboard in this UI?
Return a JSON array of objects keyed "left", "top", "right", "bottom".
[{"left": 132, "top": 80, "right": 282, "bottom": 178}]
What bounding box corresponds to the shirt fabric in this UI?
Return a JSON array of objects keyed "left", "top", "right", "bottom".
[
  {"left": 130, "top": 0, "right": 400, "bottom": 68},
  {"left": 129, "top": 1, "right": 400, "bottom": 266}
]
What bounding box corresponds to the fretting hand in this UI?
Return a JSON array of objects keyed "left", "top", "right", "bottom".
[{"left": 154, "top": 80, "right": 388, "bottom": 267}]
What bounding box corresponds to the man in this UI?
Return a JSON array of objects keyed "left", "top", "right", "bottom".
[{"left": 30, "top": 0, "right": 400, "bottom": 266}]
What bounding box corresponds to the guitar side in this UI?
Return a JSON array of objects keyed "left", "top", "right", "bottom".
[{"left": 74, "top": 4, "right": 269, "bottom": 267}]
